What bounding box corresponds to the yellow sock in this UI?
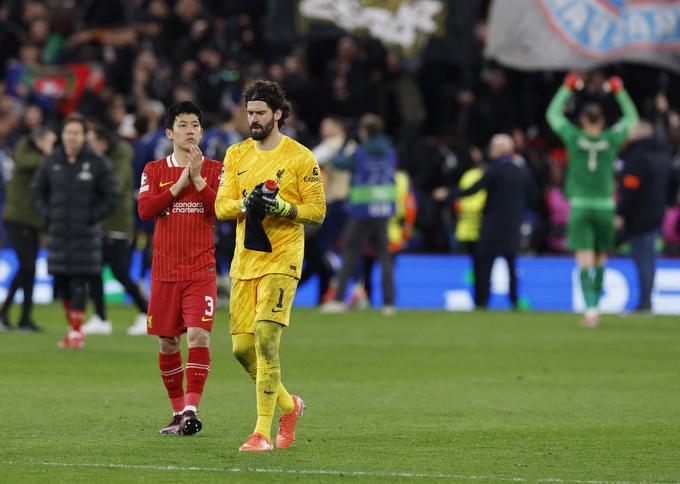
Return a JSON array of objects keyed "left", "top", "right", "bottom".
[
  {"left": 253, "top": 321, "right": 283, "bottom": 440},
  {"left": 277, "top": 383, "right": 294, "bottom": 414},
  {"left": 232, "top": 333, "right": 295, "bottom": 414}
]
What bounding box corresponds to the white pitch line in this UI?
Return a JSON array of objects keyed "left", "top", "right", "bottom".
[{"left": 1, "top": 461, "right": 677, "bottom": 484}]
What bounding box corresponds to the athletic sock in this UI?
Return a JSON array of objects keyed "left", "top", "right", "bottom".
[
  {"left": 277, "top": 383, "right": 295, "bottom": 414},
  {"left": 254, "top": 357, "right": 280, "bottom": 440},
  {"left": 185, "top": 347, "right": 210, "bottom": 409},
  {"left": 232, "top": 333, "right": 294, "bottom": 413},
  {"left": 67, "top": 309, "right": 85, "bottom": 332},
  {"left": 593, "top": 266, "right": 605, "bottom": 306},
  {"left": 159, "top": 352, "right": 185, "bottom": 413},
  {"left": 579, "top": 269, "right": 596, "bottom": 310}
]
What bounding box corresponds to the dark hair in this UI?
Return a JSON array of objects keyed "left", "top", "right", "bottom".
[
  {"left": 219, "top": 108, "right": 234, "bottom": 124},
  {"left": 359, "top": 113, "right": 384, "bottom": 138},
  {"left": 243, "top": 80, "right": 291, "bottom": 128},
  {"left": 30, "top": 126, "right": 54, "bottom": 145},
  {"left": 62, "top": 113, "right": 89, "bottom": 134},
  {"left": 580, "top": 103, "right": 604, "bottom": 124},
  {"left": 90, "top": 123, "right": 115, "bottom": 150},
  {"left": 163, "top": 101, "right": 204, "bottom": 130}
]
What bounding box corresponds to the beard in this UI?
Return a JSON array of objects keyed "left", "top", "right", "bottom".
[{"left": 250, "top": 117, "right": 275, "bottom": 141}]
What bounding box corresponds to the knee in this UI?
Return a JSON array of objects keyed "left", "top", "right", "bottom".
[
  {"left": 159, "top": 336, "right": 180, "bottom": 354},
  {"left": 187, "top": 328, "right": 210, "bottom": 348},
  {"left": 232, "top": 335, "right": 255, "bottom": 366}
]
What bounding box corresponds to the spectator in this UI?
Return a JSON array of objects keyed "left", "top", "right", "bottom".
[
  {"left": 545, "top": 160, "right": 570, "bottom": 253},
  {"left": 616, "top": 120, "right": 672, "bottom": 313},
  {"left": 31, "top": 113, "right": 119, "bottom": 348},
  {"left": 320, "top": 113, "right": 397, "bottom": 315},
  {"left": 312, "top": 115, "right": 354, "bottom": 253},
  {"left": 199, "top": 107, "right": 242, "bottom": 161},
  {"left": 0, "top": 127, "right": 56, "bottom": 332}
]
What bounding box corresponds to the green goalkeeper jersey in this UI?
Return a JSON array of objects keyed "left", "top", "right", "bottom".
[{"left": 546, "top": 86, "right": 639, "bottom": 210}]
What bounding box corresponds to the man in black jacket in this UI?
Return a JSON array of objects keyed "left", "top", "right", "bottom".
[
  {"left": 448, "top": 134, "right": 534, "bottom": 309},
  {"left": 616, "top": 120, "right": 672, "bottom": 313},
  {"left": 31, "top": 113, "right": 119, "bottom": 348}
]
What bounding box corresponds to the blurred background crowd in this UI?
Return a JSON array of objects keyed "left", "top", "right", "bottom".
[{"left": 1, "top": 0, "right": 680, "bottom": 309}]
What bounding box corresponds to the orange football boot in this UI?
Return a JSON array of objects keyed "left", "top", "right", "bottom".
[
  {"left": 276, "top": 394, "right": 305, "bottom": 449},
  {"left": 239, "top": 433, "right": 273, "bottom": 452}
]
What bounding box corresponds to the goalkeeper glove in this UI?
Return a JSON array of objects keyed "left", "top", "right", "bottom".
[
  {"left": 241, "top": 183, "right": 268, "bottom": 215},
  {"left": 262, "top": 180, "right": 293, "bottom": 217},
  {"left": 603, "top": 76, "right": 623, "bottom": 94},
  {"left": 563, "top": 72, "right": 584, "bottom": 91}
]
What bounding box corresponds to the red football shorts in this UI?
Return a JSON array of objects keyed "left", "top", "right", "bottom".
[{"left": 147, "top": 278, "right": 217, "bottom": 337}]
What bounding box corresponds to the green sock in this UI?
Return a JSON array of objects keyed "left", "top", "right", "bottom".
[
  {"left": 593, "top": 267, "right": 604, "bottom": 306},
  {"left": 580, "top": 269, "right": 596, "bottom": 309}
]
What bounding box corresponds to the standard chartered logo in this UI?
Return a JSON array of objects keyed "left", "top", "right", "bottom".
[{"left": 172, "top": 202, "right": 204, "bottom": 214}]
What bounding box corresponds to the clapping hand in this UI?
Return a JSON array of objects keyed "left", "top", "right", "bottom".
[{"left": 188, "top": 144, "right": 204, "bottom": 181}]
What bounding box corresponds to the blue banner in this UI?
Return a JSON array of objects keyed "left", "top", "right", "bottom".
[{"left": 2, "top": 249, "right": 680, "bottom": 314}]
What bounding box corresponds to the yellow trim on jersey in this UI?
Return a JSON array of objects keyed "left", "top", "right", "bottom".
[{"left": 215, "top": 135, "right": 326, "bottom": 280}]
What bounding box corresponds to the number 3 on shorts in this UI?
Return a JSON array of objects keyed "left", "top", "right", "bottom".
[{"left": 204, "top": 295, "right": 214, "bottom": 317}]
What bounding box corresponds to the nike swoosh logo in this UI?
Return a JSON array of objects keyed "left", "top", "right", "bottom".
[
  {"left": 160, "top": 181, "right": 173, "bottom": 187},
  {"left": 201, "top": 316, "right": 213, "bottom": 322},
  {"left": 238, "top": 170, "right": 248, "bottom": 176}
]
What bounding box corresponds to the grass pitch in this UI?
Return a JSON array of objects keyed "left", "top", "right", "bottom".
[{"left": 1, "top": 304, "right": 679, "bottom": 483}]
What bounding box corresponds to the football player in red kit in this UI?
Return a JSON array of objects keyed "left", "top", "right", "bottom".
[{"left": 138, "top": 101, "right": 222, "bottom": 436}]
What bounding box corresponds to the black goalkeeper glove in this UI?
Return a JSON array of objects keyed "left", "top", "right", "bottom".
[{"left": 242, "top": 182, "right": 268, "bottom": 215}]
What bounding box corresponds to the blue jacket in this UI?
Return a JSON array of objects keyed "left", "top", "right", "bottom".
[{"left": 333, "top": 134, "right": 396, "bottom": 219}]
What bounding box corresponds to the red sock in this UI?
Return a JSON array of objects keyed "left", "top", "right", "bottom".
[
  {"left": 185, "top": 347, "right": 210, "bottom": 409},
  {"left": 159, "top": 352, "right": 185, "bottom": 413},
  {"left": 68, "top": 309, "right": 84, "bottom": 332}
]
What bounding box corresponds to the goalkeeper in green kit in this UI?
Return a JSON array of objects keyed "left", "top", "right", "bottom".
[{"left": 546, "top": 73, "right": 639, "bottom": 327}]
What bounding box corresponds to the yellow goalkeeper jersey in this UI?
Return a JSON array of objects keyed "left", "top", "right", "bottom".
[{"left": 215, "top": 135, "right": 326, "bottom": 280}]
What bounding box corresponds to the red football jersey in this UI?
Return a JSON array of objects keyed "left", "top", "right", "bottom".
[{"left": 138, "top": 153, "right": 222, "bottom": 282}]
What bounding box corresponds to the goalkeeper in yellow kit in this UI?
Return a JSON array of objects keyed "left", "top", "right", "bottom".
[{"left": 215, "top": 80, "right": 326, "bottom": 452}]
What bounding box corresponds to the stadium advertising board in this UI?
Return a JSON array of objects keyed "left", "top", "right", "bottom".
[
  {"left": 295, "top": 254, "right": 680, "bottom": 314},
  {"left": 2, "top": 251, "right": 680, "bottom": 314}
]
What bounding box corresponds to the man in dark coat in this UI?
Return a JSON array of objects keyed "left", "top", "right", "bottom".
[
  {"left": 616, "top": 120, "right": 673, "bottom": 313},
  {"left": 452, "top": 134, "right": 534, "bottom": 309},
  {"left": 31, "top": 113, "right": 119, "bottom": 348}
]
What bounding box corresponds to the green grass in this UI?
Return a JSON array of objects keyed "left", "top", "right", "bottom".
[{"left": 1, "top": 304, "right": 679, "bottom": 483}]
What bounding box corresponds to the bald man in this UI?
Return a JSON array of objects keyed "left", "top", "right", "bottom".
[{"left": 450, "top": 134, "right": 535, "bottom": 309}]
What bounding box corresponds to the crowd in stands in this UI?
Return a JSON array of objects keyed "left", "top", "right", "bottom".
[{"left": 1, "top": 0, "right": 680, "bottom": 273}]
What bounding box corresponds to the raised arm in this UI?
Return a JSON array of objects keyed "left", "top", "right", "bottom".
[
  {"left": 546, "top": 73, "right": 582, "bottom": 137},
  {"left": 608, "top": 76, "right": 640, "bottom": 137}
]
